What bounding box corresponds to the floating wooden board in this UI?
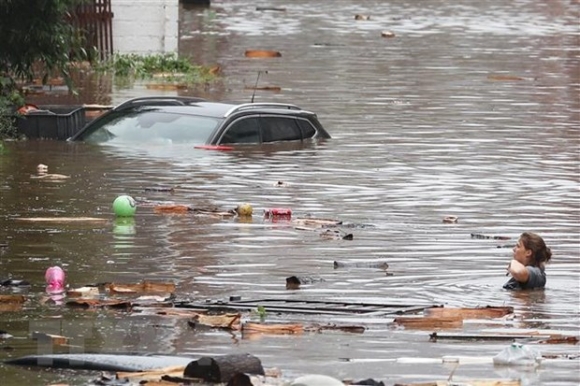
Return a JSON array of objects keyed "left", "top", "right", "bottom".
[
  {"left": 426, "top": 306, "right": 513, "bottom": 319},
  {"left": 176, "top": 298, "right": 437, "bottom": 316},
  {"left": 394, "top": 316, "right": 463, "bottom": 329}
]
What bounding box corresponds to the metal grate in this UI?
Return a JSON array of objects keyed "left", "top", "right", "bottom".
[{"left": 71, "top": 0, "right": 114, "bottom": 60}]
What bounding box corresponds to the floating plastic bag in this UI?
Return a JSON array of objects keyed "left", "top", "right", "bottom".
[{"left": 493, "top": 342, "right": 542, "bottom": 367}]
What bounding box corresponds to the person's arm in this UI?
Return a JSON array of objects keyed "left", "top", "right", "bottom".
[{"left": 507, "top": 259, "right": 530, "bottom": 283}]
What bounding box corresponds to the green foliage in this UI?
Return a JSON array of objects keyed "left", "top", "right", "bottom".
[
  {"left": 0, "top": 0, "right": 87, "bottom": 82},
  {"left": 0, "top": 76, "right": 23, "bottom": 140},
  {"left": 0, "top": 0, "right": 88, "bottom": 124},
  {"left": 253, "top": 305, "right": 267, "bottom": 322},
  {"left": 94, "top": 53, "right": 219, "bottom": 88}
]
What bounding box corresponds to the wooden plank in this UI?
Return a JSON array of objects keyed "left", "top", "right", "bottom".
[{"left": 426, "top": 306, "right": 514, "bottom": 319}]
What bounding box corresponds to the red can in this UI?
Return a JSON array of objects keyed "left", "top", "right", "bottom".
[{"left": 264, "top": 208, "right": 292, "bottom": 218}]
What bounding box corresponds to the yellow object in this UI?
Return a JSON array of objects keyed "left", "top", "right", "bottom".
[{"left": 236, "top": 203, "right": 253, "bottom": 217}]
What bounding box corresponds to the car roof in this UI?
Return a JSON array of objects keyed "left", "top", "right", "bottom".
[{"left": 114, "top": 97, "right": 314, "bottom": 119}]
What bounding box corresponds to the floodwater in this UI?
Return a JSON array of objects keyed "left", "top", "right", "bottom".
[{"left": 1, "top": 0, "right": 579, "bottom": 385}]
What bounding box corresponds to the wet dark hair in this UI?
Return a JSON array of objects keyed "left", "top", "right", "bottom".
[{"left": 520, "top": 232, "right": 552, "bottom": 268}]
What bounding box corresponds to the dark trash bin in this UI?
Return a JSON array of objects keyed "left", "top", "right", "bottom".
[{"left": 16, "top": 105, "right": 86, "bottom": 140}]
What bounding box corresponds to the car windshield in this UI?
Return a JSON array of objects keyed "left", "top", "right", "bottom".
[{"left": 81, "top": 110, "right": 221, "bottom": 145}]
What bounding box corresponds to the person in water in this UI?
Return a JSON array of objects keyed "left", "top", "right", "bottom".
[{"left": 504, "top": 232, "right": 552, "bottom": 290}]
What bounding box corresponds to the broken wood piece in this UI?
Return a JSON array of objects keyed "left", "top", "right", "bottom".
[
  {"left": 333, "top": 260, "right": 389, "bottom": 270},
  {"left": 393, "top": 316, "right": 463, "bottom": 329},
  {"left": 293, "top": 217, "right": 342, "bottom": 228},
  {"left": 308, "top": 324, "right": 365, "bottom": 334},
  {"left": 183, "top": 353, "right": 265, "bottom": 383},
  {"left": 244, "top": 85, "right": 281, "bottom": 92},
  {"left": 66, "top": 286, "right": 100, "bottom": 298},
  {"left": 107, "top": 281, "right": 176, "bottom": 294},
  {"left": 0, "top": 294, "right": 26, "bottom": 303},
  {"left": 32, "top": 332, "right": 68, "bottom": 345},
  {"left": 285, "top": 276, "right": 324, "bottom": 290},
  {"left": 244, "top": 50, "right": 282, "bottom": 58},
  {"left": 116, "top": 365, "right": 186, "bottom": 380},
  {"left": 154, "top": 205, "right": 192, "bottom": 214},
  {"left": 537, "top": 335, "right": 579, "bottom": 344},
  {"left": 242, "top": 322, "right": 304, "bottom": 334},
  {"left": 189, "top": 313, "right": 241, "bottom": 330},
  {"left": 0, "top": 295, "right": 27, "bottom": 311},
  {"left": 426, "top": 306, "right": 514, "bottom": 319}
]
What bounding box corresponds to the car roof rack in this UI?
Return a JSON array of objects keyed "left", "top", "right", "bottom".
[
  {"left": 224, "top": 102, "right": 301, "bottom": 117},
  {"left": 114, "top": 96, "right": 207, "bottom": 111}
]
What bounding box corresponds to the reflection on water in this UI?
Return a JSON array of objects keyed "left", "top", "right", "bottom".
[{"left": 1, "top": 0, "right": 579, "bottom": 384}]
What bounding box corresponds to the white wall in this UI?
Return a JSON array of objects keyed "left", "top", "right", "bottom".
[{"left": 111, "top": 0, "right": 179, "bottom": 55}]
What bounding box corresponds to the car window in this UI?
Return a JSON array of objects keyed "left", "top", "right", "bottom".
[
  {"left": 260, "top": 117, "right": 303, "bottom": 142},
  {"left": 220, "top": 117, "right": 261, "bottom": 144},
  {"left": 82, "top": 110, "right": 220, "bottom": 144},
  {"left": 296, "top": 118, "right": 316, "bottom": 138}
]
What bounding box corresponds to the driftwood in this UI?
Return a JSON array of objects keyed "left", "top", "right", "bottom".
[
  {"left": 0, "top": 294, "right": 26, "bottom": 311},
  {"left": 242, "top": 322, "right": 304, "bottom": 335},
  {"left": 393, "top": 316, "right": 463, "bottom": 329},
  {"left": 116, "top": 365, "right": 186, "bottom": 381},
  {"left": 244, "top": 50, "right": 282, "bottom": 58},
  {"left": 32, "top": 332, "right": 68, "bottom": 346},
  {"left": 183, "top": 353, "right": 265, "bottom": 383},
  {"left": 66, "top": 286, "right": 100, "bottom": 298},
  {"left": 286, "top": 276, "right": 324, "bottom": 290},
  {"left": 107, "top": 281, "right": 176, "bottom": 294},
  {"left": 333, "top": 260, "right": 389, "bottom": 270},
  {"left": 189, "top": 313, "right": 242, "bottom": 330},
  {"left": 425, "top": 306, "right": 513, "bottom": 319}
]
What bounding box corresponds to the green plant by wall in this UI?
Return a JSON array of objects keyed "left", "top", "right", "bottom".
[{"left": 94, "top": 53, "right": 219, "bottom": 88}]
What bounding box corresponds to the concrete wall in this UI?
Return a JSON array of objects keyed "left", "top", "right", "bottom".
[{"left": 111, "top": 0, "right": 179, "bottom": 55}]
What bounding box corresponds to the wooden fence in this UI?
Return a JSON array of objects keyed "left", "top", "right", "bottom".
[{"left": 71, "top": 0, "right": 114, "bottom": 60}]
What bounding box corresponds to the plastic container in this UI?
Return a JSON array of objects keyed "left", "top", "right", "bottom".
[
  {"left": 16, "top": 105, "right": 86, "bottom": 140},
  {"left": 493, "top": 343, "right": 542, "bottom": 367},
  {"left": 264, "top": 208, "right": 292, "bottom": 219}
]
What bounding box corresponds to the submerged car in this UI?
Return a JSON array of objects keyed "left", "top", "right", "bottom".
[{"left": 69, "top": 96, "right": 331, "bottom": 147}]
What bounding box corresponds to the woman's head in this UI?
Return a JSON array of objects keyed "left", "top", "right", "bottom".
[{"left": 514, "top": 232, "right": 552, "bottom": 268}]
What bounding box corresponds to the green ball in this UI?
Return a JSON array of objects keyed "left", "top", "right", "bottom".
[{"left": 113, "top": 195, "right": 137, "bottom": 217}]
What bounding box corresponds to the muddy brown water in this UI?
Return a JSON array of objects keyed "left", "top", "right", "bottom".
[{"left": 1, "top": 0, "right": 579, "bottom": 385}]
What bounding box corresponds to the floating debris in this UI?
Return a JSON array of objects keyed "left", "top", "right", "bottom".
[
  {"left": 333, "top": 260, "right": 389, "bottom": 270},
  {"left": 442, "top": 215, "right": 458, "bottom": 223},
  {"left": 381, "top": 30, "right": 396, "bottom": 38},
  {"left": 245, "top": 50, "right": 282, "bottom": 58},
  {"left": 355, "top": 14, "right": 371, "bottom": 20},
  {"left": 285, "top": 275, "right": 325, "bottom": 290}
]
